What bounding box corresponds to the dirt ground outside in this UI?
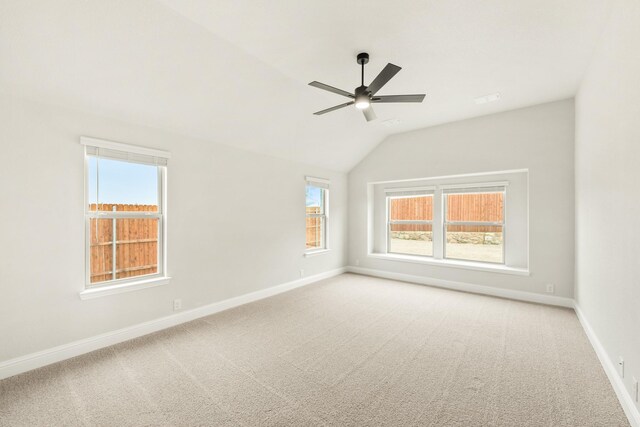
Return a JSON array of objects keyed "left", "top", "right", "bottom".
[{"left": 389, "top": 238, "right": 503, "bottom": 263}]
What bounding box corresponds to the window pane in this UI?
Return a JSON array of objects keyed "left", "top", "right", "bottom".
[
  {"left": 445, "top": 224, "right": 503, "bottom": 263},
  {"left": 306, "top": 185, "right": 325, "bottom": 214},
  {"left": 306, "top": 215, "right": 324, "bottom": 249},
  {"left": 89, "top": 218, "right": 114, "bottom": 284},
  {"left": 306, "top": 184, "right": 326, "bottom": 250},
  {"left": 115, "top": 217, "right": 159, "bottom": 280},
  {"left": 90, "top": 157, "right": 159, "bottom": 212},
  {"left": 446, "top": 192, "right": 503, "bottom": 222},
  {"left": 389, "top": 223, "right": 433, "bottom": 256},
  {"left": 89, "top": 216, "right": 160, "bottom": 285},
  {"left": 389, "top": 195, "right": 433, "bottom": 221}
]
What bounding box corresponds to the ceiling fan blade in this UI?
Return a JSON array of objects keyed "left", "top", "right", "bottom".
[
  {"left": 313, "top": 101, "right": 355, "bottom": 115},
  {"left": 362, "top": 106, "right": 377, "bottom": 122},
  {"left": 372, "top": 94, "right": 426, "bottom": 103},
  {"left": 308, "top": 81, "right": 354, "bottom": 98},
  {"left": 367, "top": 63, "right": 401, "bottom": 95}
]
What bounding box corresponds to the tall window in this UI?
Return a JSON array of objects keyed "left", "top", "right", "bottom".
[
  {"left": 305, "top": 177, "right": 329, "bottom": 252},
  {"left": 443, "top": 187, "right": 505, "bottom": 264},
  {"left": 83, "top": 138, "right": 169, "bottom": 287},
  {"left": 387, "top": 190, "right": 434, "bottom": 256}
]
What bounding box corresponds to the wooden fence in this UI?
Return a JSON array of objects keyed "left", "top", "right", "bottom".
[
  {"left": 89, "top": 204, "right": 158, "bottom": 284},
  {"left": 89, "top": 195, "right": 501, "bottom": 283},
  {"left": 306, "top": 206, "right": 322, "bottom": 248},
  {"left": 91, "top": 204, "right": 323, "bottom": 283},
  {"left": 390, "top": 193, "right": 503, "bottom": 233}
]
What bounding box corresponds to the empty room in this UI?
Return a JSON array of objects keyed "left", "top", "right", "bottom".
[{"left": 1, "top": 1, "right": 639, "bottom": 426}]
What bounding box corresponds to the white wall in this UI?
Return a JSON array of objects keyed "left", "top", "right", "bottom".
[
  {"left": 575, "top": 0, "right": 640, "bottom": 415},
  {"left": 349, "top": 100, "right": 575, "bottom": 297},
  {"left": 0, "top": 94, "right": 347, "bottom": 363}
]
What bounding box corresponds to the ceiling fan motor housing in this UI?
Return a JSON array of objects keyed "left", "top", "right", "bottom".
[{"left": 355, "top": 85, "right": 370, "bottom": 97}]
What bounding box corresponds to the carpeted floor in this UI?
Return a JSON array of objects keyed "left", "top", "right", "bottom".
[{"left": 0, "top": 273, "right": 629, "bottom": 426}]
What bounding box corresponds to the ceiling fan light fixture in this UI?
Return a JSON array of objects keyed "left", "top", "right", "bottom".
[{"left": 355, "top": 94, "right": 370, "bottom": 109}]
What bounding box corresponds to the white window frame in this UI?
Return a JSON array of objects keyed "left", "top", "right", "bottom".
[
  {"left": 385, "top": 188, "right": 435, "bottom": 258},
  {"left": 442, "top": 185, "right": 506, "bottom": 265},
  {"left": 305, "top": 176, "right": 330, "bottom": 255},
  {"left": 80, "top": 137, "right": 170, "bottom": 299}
]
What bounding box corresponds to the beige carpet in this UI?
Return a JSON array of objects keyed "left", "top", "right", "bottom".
[{"left": 0, "top": 273, "right": 629, "bottom": 426}]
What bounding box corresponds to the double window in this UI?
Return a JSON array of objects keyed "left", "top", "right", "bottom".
[
  {"left": 386, "top": 184, "right": 506, "bottom": 264},
  {"left": 305, "top": 177, "right": 329, "bottom": 252},
  {"left": 83, "top": 137, "right": 169, "bottom": 288}
]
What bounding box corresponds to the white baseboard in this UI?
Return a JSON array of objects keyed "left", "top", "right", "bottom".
[
  {"left": 574, "top": 303, "right": 640, "bottom": 427},
  {"left": 0, "top": 267, "right": 346, "bottom": 381},
  {"left": 347, "top": 266, "right": 574, "bottom": 307}
]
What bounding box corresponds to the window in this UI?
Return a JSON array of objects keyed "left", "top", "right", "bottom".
[
  {"left": 305, "top": 177, "right": 329, "bottom": 252},
  {"left": 443, "top": 186, "right": 505, "bottom": 264},
  {"left": 386, "top": 189, "right": 434, "bottom": 257},
  {"left": 83, "top": 137, "right": 169, "bottom": 288}
]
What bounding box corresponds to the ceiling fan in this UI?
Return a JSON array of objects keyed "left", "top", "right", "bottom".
[{"left": 309, "top": 52, "right": 426, "bottom": 122}]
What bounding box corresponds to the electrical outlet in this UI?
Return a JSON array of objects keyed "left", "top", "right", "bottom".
[
  {"left": 173, "top": 299, "right": 182, "bottom": 311},
  {"left": 300, "top": 269, "right": 304, "bottom": 278},
  {"left": 545, "top": 284, "right": 555, "bottom": 294},
  {"left": 633, "top": 377, "right": 638, "bottom": 402},
  {"left": 618, "top": 357, "right": 624, "bottom": 378},
  {"left": 355, "top": 259, "right": 360, "bottom": 266}
]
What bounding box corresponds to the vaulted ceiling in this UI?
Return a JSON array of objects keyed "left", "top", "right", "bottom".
[{"left": 0, "top": 0, "right": 611, "bottom": 171}]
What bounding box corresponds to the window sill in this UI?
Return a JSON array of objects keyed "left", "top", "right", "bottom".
[
  {"left": 367, "top": 253, "right": 529, "bottom": 276},
  {"left": 304, "top": 249, "right": 331, "bottom": 257},
  {"left": 79, "top": 276, "right": 171, "bottom": 300}
]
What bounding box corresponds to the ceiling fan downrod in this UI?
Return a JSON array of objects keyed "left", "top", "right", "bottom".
[{"left": 357, "top": 52, "right": 369, "bottom": 87}]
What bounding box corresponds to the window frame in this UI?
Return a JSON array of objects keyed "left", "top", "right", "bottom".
[
  {"left": 381, "top": 182, "right": 508, "bottom": 266},
  {"left": 81, "top": 137, "right": 170, "bottom": 293},
  {"left": 386, "top": 193, "right": 434, "bottom": 258},
  {"left": 305, "top": 177, "right": 330, "bottom": 254},
  {"left": 442, "top": 187, "right": 506, "bottom": 265}
]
